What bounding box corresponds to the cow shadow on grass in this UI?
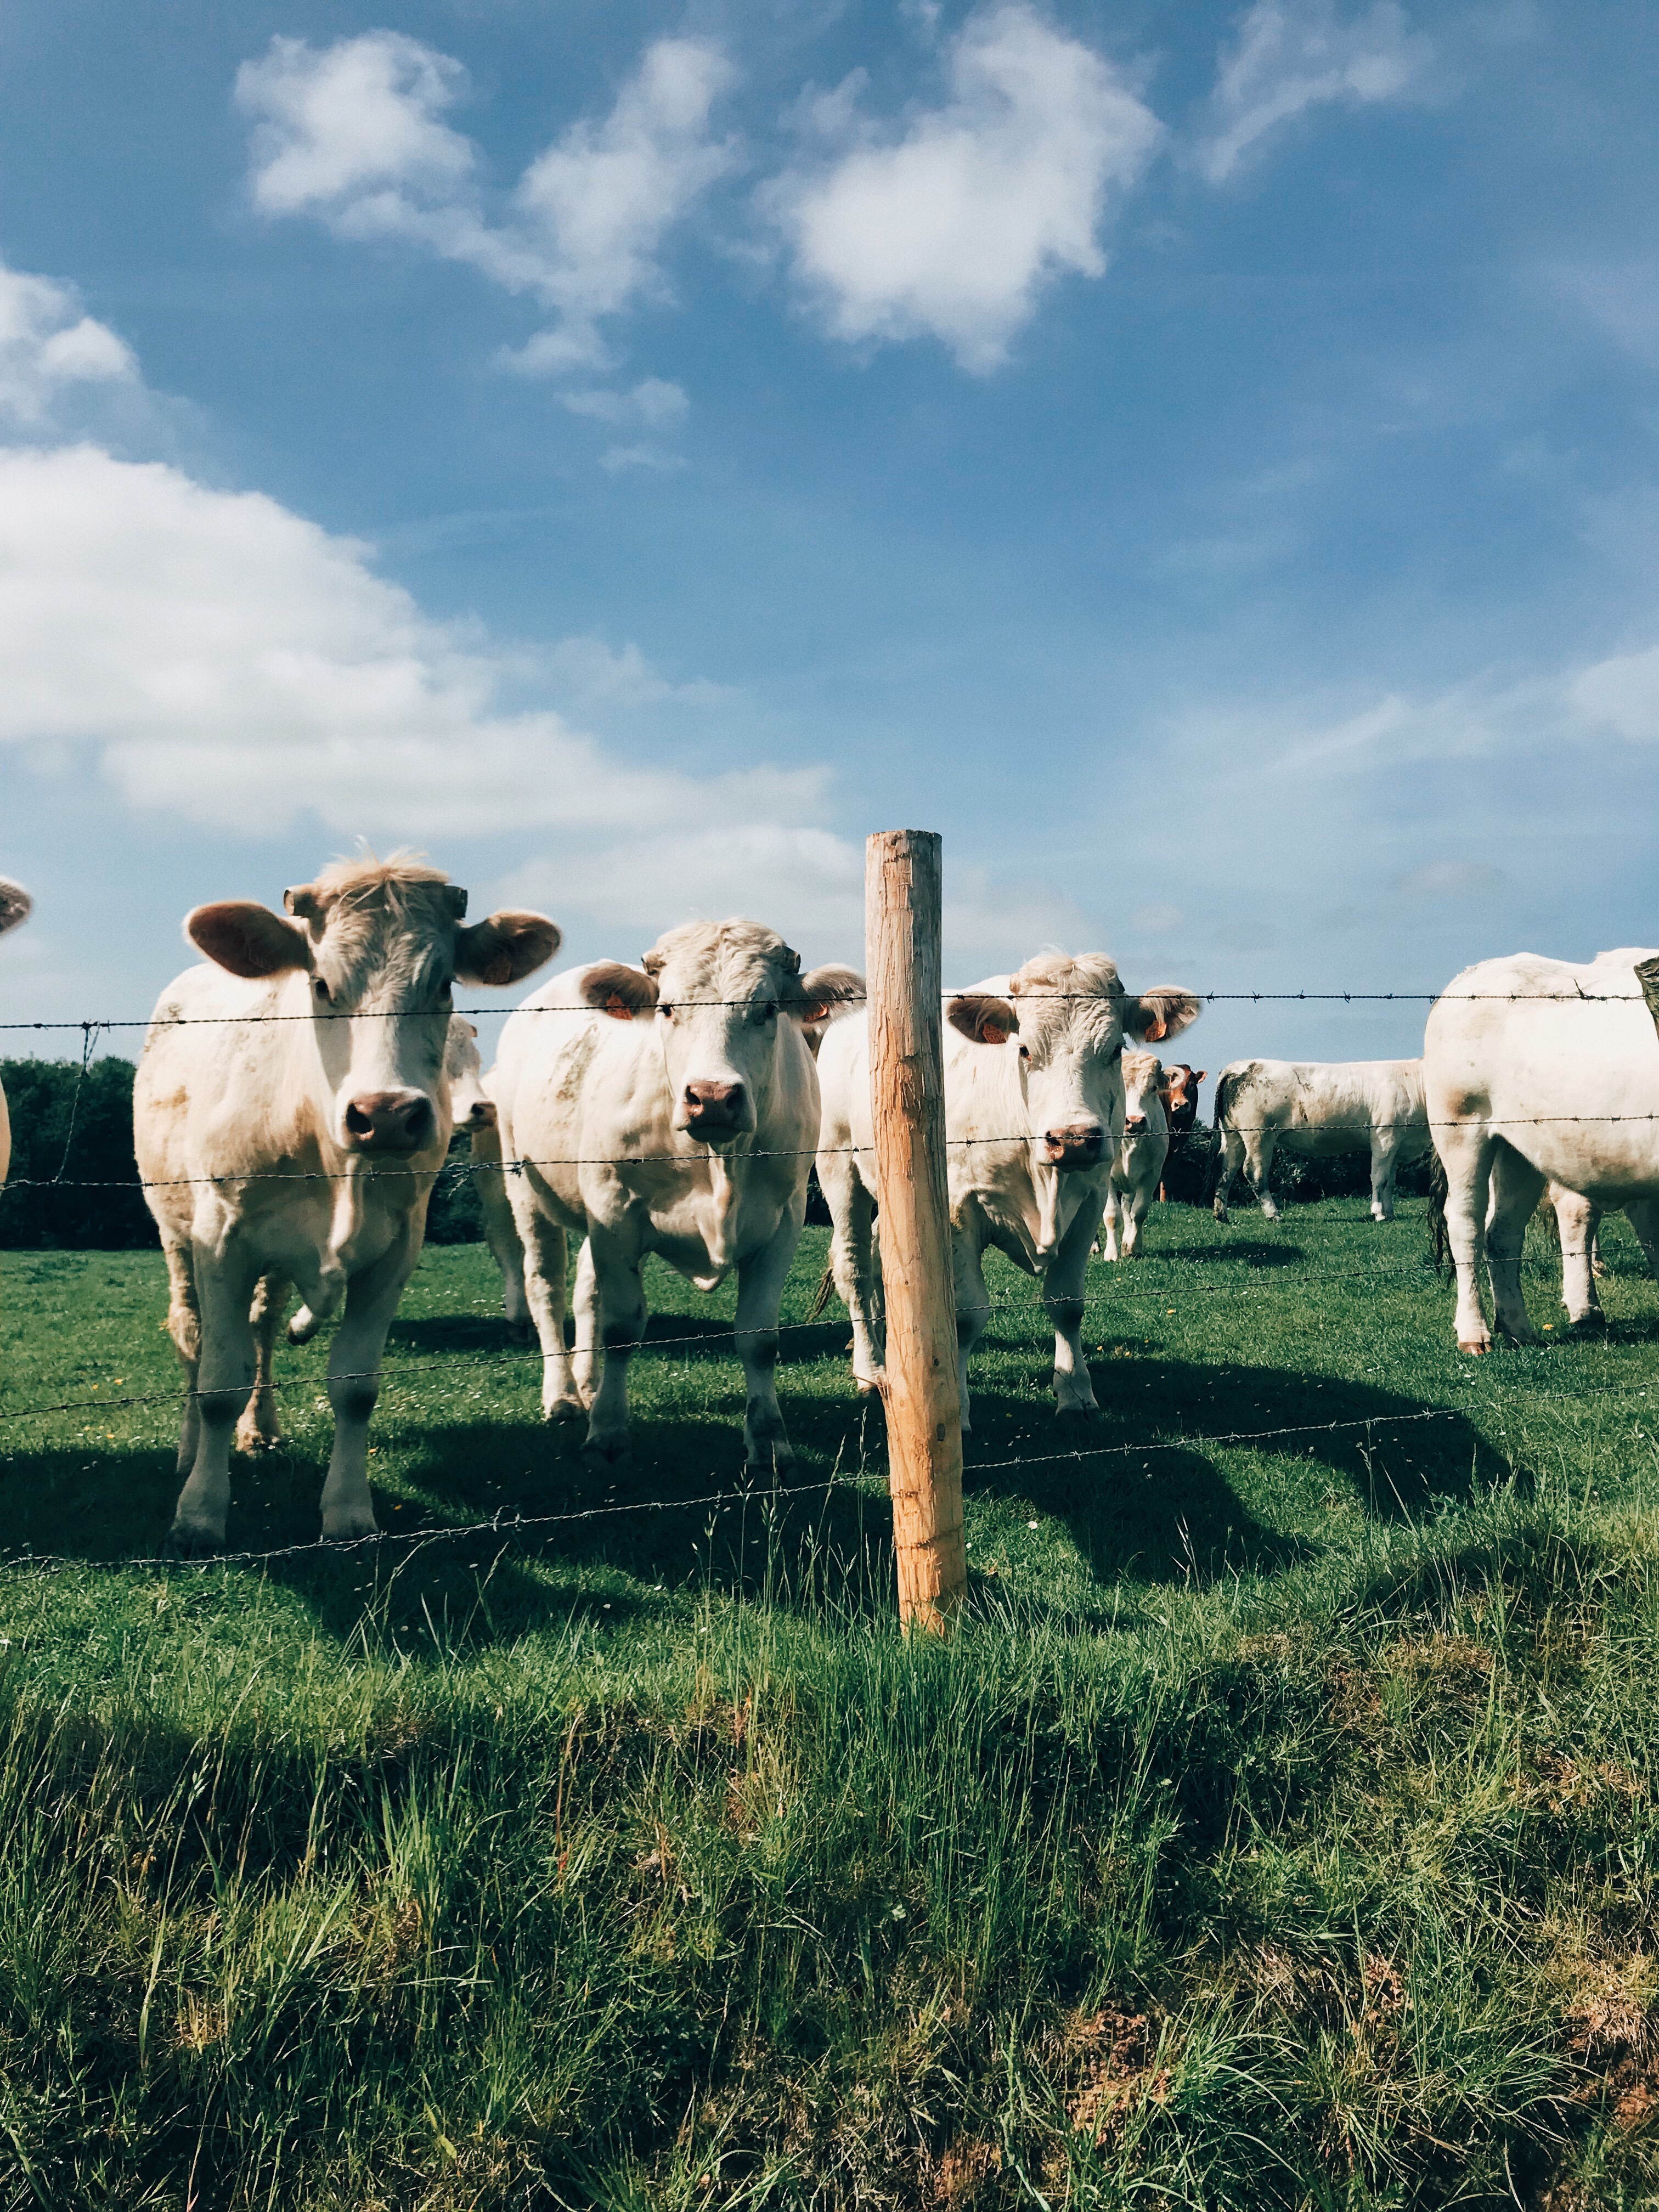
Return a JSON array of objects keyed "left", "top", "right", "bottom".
[
  {"left": 388, "top": 1308, "right": 856, "bottom": 1367},
  {"left": 954, "top": 1352, "right": 1514, "bottom": 1596},
  {"left": 1133, "top": 1239, "right": 1308, "bottom": 1270}
]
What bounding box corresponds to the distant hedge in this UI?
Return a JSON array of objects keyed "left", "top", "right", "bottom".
[
  {"left": 1159, "top": 1122, "right": 1436, "bottom": 1207},
  {"left": 0, "top": 1058, "right": 486, "bottom": 1251}
]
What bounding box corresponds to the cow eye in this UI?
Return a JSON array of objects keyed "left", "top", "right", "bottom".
[
  {"left": 313, "top": 978, "right": 331, "bottom": 1004},
  {"left": 1018, "top": 1043, "right": 1030, "bottom": 1062},
  {"left": 759, "top": 1003, "right": 777, "bottom": 1023},
  {"left": 658, "top": 1003, "right": 675, "bottom": 1021}
]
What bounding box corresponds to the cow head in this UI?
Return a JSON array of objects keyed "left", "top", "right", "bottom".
[
  {"left": 445, "top": 1018, "right": 497, "bottom": 1135},
  {"left": 949, "top": 953, "right": 1200, "bottom": 1177},
  {"left": 1158, "top": 1062, "right": 1206, "bottom": 1133},
  {"left": 0, "top": 878, "right": 32, "bottom": 939},
  {"left": 186, "top": 858, "right": 557, "bottom": 1156},
  {"left": 578, "top": 919, "right": 863, "bottom": 1146},
  {"left": 1121, "top": 1051, "right": 1164, "bottom": 1137}
]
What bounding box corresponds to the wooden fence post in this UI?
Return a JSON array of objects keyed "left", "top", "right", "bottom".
[{"left": 866, "top": 830, "right": 967, "bottom": 1631}]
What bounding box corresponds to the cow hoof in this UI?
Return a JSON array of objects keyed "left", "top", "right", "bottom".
[
  {"left": 746, "top": 1446, "right": 797, "bottom": 1476},
  {"left": 545, "top": 1396, "right": 586, "bottom": 1424},
  {"left": 1058, "top": 1403, "right": 1106, "bottom": 1429},
  {"left": 234, "top": 1427, "right": 280, "bottom": 1455},
  {"left": 582, "top": 1438, "right": 631, "bottom": 1470},
  {"left": 1458, "top": 1336, "right": 1491, "bottom": 1356},
  {"left": 165, "top": 1524, "right": 224, "bottom": 1560}
]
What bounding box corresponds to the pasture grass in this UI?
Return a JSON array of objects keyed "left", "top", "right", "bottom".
[{"left": 2, "top": 1200, "right": 1659, "bottom": 2206}]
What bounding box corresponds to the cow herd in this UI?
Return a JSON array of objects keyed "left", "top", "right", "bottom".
[{"left": 3, "top": 860, "right": 1659, "bottom": 1551}]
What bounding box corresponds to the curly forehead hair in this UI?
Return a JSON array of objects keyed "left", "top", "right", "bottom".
[
  {"left": 1007, "top": 951, "right": 1122, "bottom": 1000},
  {"left": 1121, "top": 1049, "right": 1163, "bottom": 1085},
  {"left": 641, "top": 918, "right": 800, "bottom": 986}
]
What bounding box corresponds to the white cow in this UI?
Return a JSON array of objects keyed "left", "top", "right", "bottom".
[
  {"left": 134, "top": 857, "right": 558, "bottom": 1550},
  {"left": 490, "top": 920, "right": 862, "bottom": 1468},
  {"left": 1212, "top": 1058, "right": 1429, "bottom": 1223},
  {"left": 0, "top": 877, "right": 32, "bottom": 1190},
  {"left": 1099, "top": 1052, "right": 1168, "bottom": 1261},
  {"left": 816, "top": 954, "right": 1200, "bottom": 1433},
  {"left": 1425, "top": 947, "right": 1659, "bottom": 1353}
]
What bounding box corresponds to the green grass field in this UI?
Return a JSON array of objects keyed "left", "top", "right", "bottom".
[{"left": 3, "top": 1198, "right": 1659, "bottom": 2208}]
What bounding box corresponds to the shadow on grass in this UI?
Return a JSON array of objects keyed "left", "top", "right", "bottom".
[
  {"left": 389, "top": 1307, "right": 856, "bottom": 1366},
  {"left": 0, "top": 1339, "right": 1516, "bottom": 1647},
  {"left": 1136, "top": 1239, "right": 1307, "bottom": 1269}
]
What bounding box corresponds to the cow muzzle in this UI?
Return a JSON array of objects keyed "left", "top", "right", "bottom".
[
  {"left": 342, "top": 1089, "right": 435, "bottom": 1154},
  {"left": 678, "top": 1080, "right": 748, "bottom": 1140},
  {"left": 1124, "top": 1114, "right": 1148, "bottom": 1134},
  {"left": 459, "top": 1099, "right": 498, "bottom": 1133},
  {"left": 1041, "top": 1121, "right": 1105, "bottom": 1170}
]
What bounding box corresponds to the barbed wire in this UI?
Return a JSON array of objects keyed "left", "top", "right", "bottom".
[{"left": 2, "top": 982, "right": 1658, "bottom": 1034}]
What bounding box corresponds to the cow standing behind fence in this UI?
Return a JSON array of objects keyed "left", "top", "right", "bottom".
[
  {"left": 816, "top": 954, "right": 1200, "bottom": 1432},
  {"left": 1212, "top": 1058, "right": 1430, "bottom": 1223},
  {"left": 134, "top": 858, "right": 558, "bottom": 1551},
  {"left": 1425, "top": 947, "right": 1659, "bottom": 1353},
  {"left": 1099, "top": 1051, "right": 1168, "bottom": 1261},
  {"left": 489, "top": 921, "right": 861, "bottom": 1469}
]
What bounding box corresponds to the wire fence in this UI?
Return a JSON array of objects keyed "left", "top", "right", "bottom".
[{"left": 3, "top": 974, "right": 1657, "bottom": 1582}]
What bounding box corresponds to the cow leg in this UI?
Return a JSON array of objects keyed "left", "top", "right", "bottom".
[
  {"left": 735, "top": 1209, "right": 803, "bottom": 1472},
  {"left": 235, "top": 1273, "right": 291, "bottom": 1452},
  {"left": 571, "top": 1237, "right": 602, "bottom": 1408},
  {"left": 1369, "top": 1134, "right": 1402, "bottom": 1222},
  {"left": 819, "top": 1148, "right": 883, "bottom": 1395},
  {"left": 1099, "top": 1186, "right": 1122, "bottom": 1263},
  {"left": 1553, "top": 1186, "right": 1605, "bottom": 1325},
  {"left": 1212, "top": 1129, "right": 1243, "bottom": 1222},
  {"left": 582, "top": 1229, "right": 646, "bottom": 1465},
  {"left": 160, "top": 1234, "right": 202, "bottom": 1479},
  {"left": 1485, "top": 1141, "right": 1545, "bottom": 1346},
  {"left": 1245, "top": 1131, "right": 1280, "bottom": 1221},
  {"left": 1438, "top": 1124, "right": 1498, "bottom": 1351},
  {"left": 952, "top": 1233, "right": 991, "bottom": 1437},
  {"left": 1121, "top": 1184, "right": 1150, "bottom": 1258},
  {"left": 314, "top": 1228, "right": 421, "bottom": 1540},
  {"left": 472, "top": 1124, "right": 528, "bottom": 1328},
  {"left": 1622, "top": 1199, "right": 1659, "bottom": 1280},
  {"left": 515, "top": 1196, "right": 583, "bottom": 1422},
  {"left": 1047, "top": 1201, "right": 1103, "bottom": 1423},
  {"left": 170, "top": 1245, "right": 261, "bottom": 1552}
]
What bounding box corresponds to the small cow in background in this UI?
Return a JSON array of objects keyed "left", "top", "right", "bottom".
[
  {"left": 1100, "top": 1052, "right": 1168, "bottom": 1260},
  {"left": 1213, "top": 1058, "right": 1429, "bottom": 1224},
  {"left": 1155, "top": 1063, "right": 1205, "bottom": 1201}
]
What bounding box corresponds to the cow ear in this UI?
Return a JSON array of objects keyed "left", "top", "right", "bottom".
[
  {"left": 0, "top": 878, "right": 32, "bottom": 937},
  {"left": 787, "top": 964, "right": 864, "bottom": 1024},
  {"left": 947, "top": 993, "right": 1019, "bottom": 1046},
  {"left": 1126, "top": 988, "right": 1201, "bottom": 1044},
  {"left": 1194, "top": 1070, "right": 1207, "bottom": 1084},
  {"left": 283, "top": 884, "right": 326, "bottom": 927},
  {"left": 189, "top": 901, "right": 314, "bottom": 979},
  {"left": 580, "top": 961, "right": 659, "bottom": 1020},
  {"left": 456, "top": 910, "right": 561, "bottom": 987}
]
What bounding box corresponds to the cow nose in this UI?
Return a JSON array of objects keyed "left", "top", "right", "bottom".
[
  {"left": 465, "top": 1100, "right": 498, "bottom": 1131},
  {"left": 682, "top": 1080, "right": 745, "bottom": 1130},
  {"left": 343, "top": 1089, "right": 433, "bottom": 1152},
  {"left": 1043, "top": 1121, "right": 1104, "bottom": 1166},
  {"left": 1124, "top": 1114, "right": 1148, "bottom": 1133}
]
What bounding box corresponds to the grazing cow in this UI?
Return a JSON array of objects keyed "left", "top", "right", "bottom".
[
  {"left": 1099, "top": 1052, "right": 1169, "bottom": 1261},
  {"left": 134, "top": 857, "right": 558, "bottom": 1549},
  {"left": 1425, "top": 948, "right": 1659, "bottom": 1352},
  {"left": 816, "top": 954, "right": 1200, "bottom": 1432},
  {"left": 0, "top": 877, "right": 32, "bottom": 1190},
  {"left": 490, "top": 921, "right": 862, "bottom": 1467},
  {"left": 1155, "top": 1062, "right": 1206, "bottom": 1200},
  {"left": 1212, "top": 1058, "right": 1429, "bottom": 1223}
]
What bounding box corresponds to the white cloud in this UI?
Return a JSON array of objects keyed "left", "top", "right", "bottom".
[
  {"left": 237, "top": 30, "right": 733, "bottom": 373},
  {"left": 1195, "top": 0, "right": 1434, "bottom": 185},
  {"left": 558, "top": 377, "right": 689, "bottom": 428},
  {"left": 1569, "top": 643, "right": 1659, "bottom": 741},
  {"left": 1132, "top": 901, "right": 1186, "bottom": 934},
  {"left": 0, "top": 264, "right": 138, "bottom": 426},
  {"left": 770, "top": 5, "right": 1162, "bottom": 371},
  {"left": 0, "top": 442, "right": 820, "bottom": 840}
]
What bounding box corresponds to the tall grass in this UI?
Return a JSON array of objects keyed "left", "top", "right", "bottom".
[{"left": 2, "top": 1208, "right": 1659, "bottom": 2204}]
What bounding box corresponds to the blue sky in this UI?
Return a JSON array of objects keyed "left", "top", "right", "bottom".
[{"left": 2, "top": 0, "right": 1656, "bottom": 1070}]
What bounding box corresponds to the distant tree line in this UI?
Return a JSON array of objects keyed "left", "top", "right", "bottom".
[{"left": 0, "top": 1059, "right": 487, "bottom": 1250}]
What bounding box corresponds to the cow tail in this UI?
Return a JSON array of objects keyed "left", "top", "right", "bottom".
[
  {"left": 807, "top": 1263, "right": 838, "bottom": 1323},
  {"left": 1426, "top": 1149, "right": 1451, "bottom": 1279},
  {"left": 1213, "top": 1069, "right": 1242, "bottom": 1132}
]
